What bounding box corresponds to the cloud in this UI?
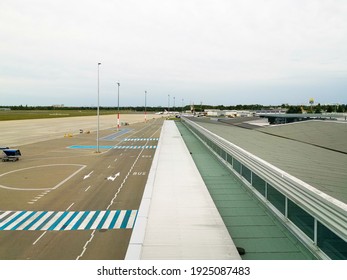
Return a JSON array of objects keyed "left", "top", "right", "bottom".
[{"left": 1, "top": 0, "right": 347, "bottom": 106}]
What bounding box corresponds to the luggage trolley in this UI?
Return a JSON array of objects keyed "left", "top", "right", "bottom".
[{"left": 1, "top": 149, "right": 21, "bottom": 162}]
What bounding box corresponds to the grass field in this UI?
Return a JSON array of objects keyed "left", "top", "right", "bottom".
[{"left": 0, "top": 110, "right": 127, "bottom": 121}]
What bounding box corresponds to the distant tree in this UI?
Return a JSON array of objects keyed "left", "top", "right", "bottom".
[
  {"left": 337, "top": 105, "right": 344, "bottom": 113},
  {"left": 314, "top": 103, "right": 322, "bottom": 114},
  {"left": 286, "top": 106, "right": 302, "bottom": 114},
  {"left": 326, "top": 105, "right": 333, "bottom": 113}
]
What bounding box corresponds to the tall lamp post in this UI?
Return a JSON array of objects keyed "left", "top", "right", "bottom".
[
  {"left": 96, "top": 62, "right": 101, "bottom": 153},
  {"left": 116, "top": 82, "right": 120, "bottom": 131},
  {"left": 145, "top": 90, "right": 148, "bottom": 122},
  {"left": 181, "top": 98, "right": 184, "bottom": 115},
  {"left": 168, "top": 94, "right": 170, "bottom": 112}
]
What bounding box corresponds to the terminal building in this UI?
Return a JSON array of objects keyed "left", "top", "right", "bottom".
[{"left": 179, "top": 116, "right": 347, "bottom": 259}]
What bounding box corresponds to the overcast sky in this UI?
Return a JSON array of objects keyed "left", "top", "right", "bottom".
[{"left": 1, "top": 0, "right": 347, "bottom": 107}]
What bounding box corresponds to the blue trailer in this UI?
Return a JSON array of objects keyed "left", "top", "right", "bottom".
[{"left": 2, "top": 149, "right": 21, "bottom": 162}]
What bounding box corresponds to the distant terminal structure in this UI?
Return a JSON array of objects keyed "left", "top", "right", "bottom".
[
  {"left": 204, "top": 109, "right": 254, "bottom": 118},
  {"left": 257, "top": 113, "right": 340, "bottom": 125}
]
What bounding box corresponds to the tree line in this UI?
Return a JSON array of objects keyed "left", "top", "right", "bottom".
[{"left": 1, "top": 103, "right": 346, "bottom": 113}]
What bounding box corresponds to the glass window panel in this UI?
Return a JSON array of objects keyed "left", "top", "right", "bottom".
[
  {"left": 241, "top": 165, "right": 252, "bottom": 183},
  {"left": 220, "top": 149, "right": 226, "bottom": 159},
  {"left": 233, "top": 158, "right": 241, "bottom": 174},
  {"left": 214, "top": 144, "right": 219, "bottom": 153},
  {"left": 317, "top": 222, "right": 347, "bottom": 260},
  {"left": 267, "top": 184, "right": 285, "bottom": 215},
  {"left": 252, "top": 173, "right": 266, "bottom": 196},
  {"left": 226, "top": 153, "right": 233, "bottom": 165},
  {"left": 288, "top": 200, "right": 314, "bottom": 240}
]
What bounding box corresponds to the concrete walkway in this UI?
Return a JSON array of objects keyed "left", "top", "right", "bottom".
[{"left": 125, "top": 120, "right": 241, "bottom": 260}]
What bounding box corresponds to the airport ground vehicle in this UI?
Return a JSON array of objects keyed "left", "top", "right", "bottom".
[{"left": 1, "top": 148, "right": 21, "bottom": 162}]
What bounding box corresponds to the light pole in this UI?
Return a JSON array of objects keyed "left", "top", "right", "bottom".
[
  {"left": 145, "top": 90, "right": 148, "bottom": 122},
  {"left": 168, "top": 94, "right": 170, "bottom": 112},
  {"left": 96, "top": 62, "right": 101, "bottom": 153},
  {"left": 117, "top": 82, "right": 120, "bottom": 131}
]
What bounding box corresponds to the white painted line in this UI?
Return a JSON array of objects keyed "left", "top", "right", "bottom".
[
  {"left": 50, "top": 212, "right": 75, "bottom": 231},
  {"left": 64, "top": 212, "right": 84, "bottom": 230},
  {"left": 17, "top": 212, "right": 43, "bottom": 230},
  {"left": 114, "top": 211, "right": 126, "bottom": 228},
  {"left": 0, "top": 212, "right": 18, "bottom": 227},
  {"left": 76, "top": 229, "right": 96, "bottom": 260},
  {"left": 54, "top": 165, "right": 87, "bottom": 189},
  {"left": 103, "top": 211, "right": 116, "bottom": 229},
  {"left": 89, "top": 211, "right": 105, "bottom": 229},
  {"left": 0, "top": 211, "right": 11, "bottom": 220},
  {"left": 78, "top": 211, "right": 96, "bottom": 230},
  {"left": 0, "top": 164, "right": 87, "bottom": 191},
  {"left": 83, "top": 171, "right": 93, "bottom": 180},
  {"left": 66, "top": 203, "right": 75, "bottom": 211},
  {"left": 3, "top": 211, "right": 33, "bottom": 230},
  {"left": 126, "top": 211, "right": 137, "bottom": 229},
  {"left": 41, "top": 212, "right": 64, "bottom": 230},
  {"left": 33, "top": 231, "right": 47, "bottom": 245},
  {"left": 85, "top": 186, "right": 91, "bottom": 192},
  {"left": 30, "top": 211, "right": 54, "bottom": 231}
]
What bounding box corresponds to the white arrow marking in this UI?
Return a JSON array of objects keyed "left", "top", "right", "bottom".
[
  {"left": 107, "top": 172, "right": 120, "bottom": 181},
  {"left": 83, "top": 171, "right": 94, "bottom": 180}
]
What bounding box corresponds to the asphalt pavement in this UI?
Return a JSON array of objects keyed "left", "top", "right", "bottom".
[{"left": 0, "top": 116, "right": 164, "bottom": 259}]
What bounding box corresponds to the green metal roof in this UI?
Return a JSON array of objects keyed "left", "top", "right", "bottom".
[{"left": 177, "top": 121, "right": 316, "bottom": 260}]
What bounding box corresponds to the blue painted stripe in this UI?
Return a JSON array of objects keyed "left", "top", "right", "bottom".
[
  {"left": 85, "top": 211, "right": 100, "bottom": 230},
  {"left": 47, "top": 211, "right": 69, "bottom": 231},
  {"left": 120, "top": 210, "right": 132, "bottom": 229},
  {"left": 23, "top": 211, "right": 47, "bottom": 230},
  {"left": 10, "top": 211, "right": 36, "bottom": 230},
  {"left": 35, "top": 212, "right": 58, "bottom": 230},
  {"left": 109, "top": 210, "right": 121, "bottom": 229},
  {"left": 0, "top": 211, "right": 26, "bottom": 230},
  {"left": 59, "top": 211, "right": 79, "bottom": 230},
  {"left": 71, "top": 211, "right": 90, "bottom": 230},
  {"left": 69, "top": 145, "right": 114, "bottom": 149},
  {"left": 96, "top": 210, "right": 110, "bottom": 230}
]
